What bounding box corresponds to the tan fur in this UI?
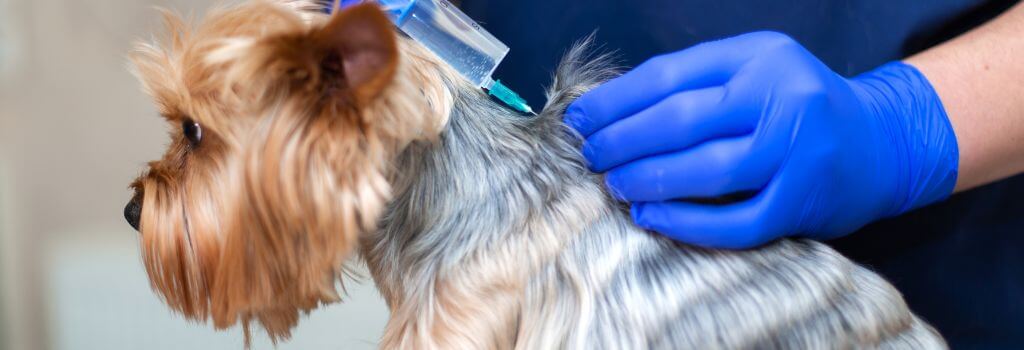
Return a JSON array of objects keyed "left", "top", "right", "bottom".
[{"left": 129, "top": 1, "right": 451, "bottom": 343}]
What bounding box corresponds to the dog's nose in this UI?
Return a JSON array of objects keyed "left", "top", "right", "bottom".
[{"left": 124, "top": 194, "right": 142, "bottom": 232}]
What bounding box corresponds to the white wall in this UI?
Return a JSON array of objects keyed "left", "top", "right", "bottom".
[
  {"left": 0, "top": 1, "right": 390, "bottom": 349},
  {"left": 1, "top": 0, "right": 18, "bottom": 344},
  {"left": 1, "top": 156, "right": 11, "bottom": 348},
  {"left": 44, "top": 231, "right": 388, "bottom": 350}
]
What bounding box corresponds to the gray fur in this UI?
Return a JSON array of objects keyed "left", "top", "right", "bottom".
[{"left": 362, "top": 40, "right": 947, "bottom": 349}]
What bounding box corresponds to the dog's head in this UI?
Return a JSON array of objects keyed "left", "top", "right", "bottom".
[{"left": 124, "top": 1, "right": 448, "bottom": 341}]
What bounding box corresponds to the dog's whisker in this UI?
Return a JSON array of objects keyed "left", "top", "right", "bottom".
[{"left": 180, "top": 201, "right": 195, "bottom": 254}]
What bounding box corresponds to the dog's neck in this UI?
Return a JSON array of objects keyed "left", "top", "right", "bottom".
[{"left": 359, "top": 42, "right": 620, "bottom": 348}]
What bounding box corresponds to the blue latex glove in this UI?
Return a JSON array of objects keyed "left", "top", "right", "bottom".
[{"left": 565, "top": 32, "right": 959, "bottom": 249}]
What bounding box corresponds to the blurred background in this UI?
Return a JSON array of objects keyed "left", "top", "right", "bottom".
[{"left": 0, "top": 1, "right": 389, "bottom": 349}]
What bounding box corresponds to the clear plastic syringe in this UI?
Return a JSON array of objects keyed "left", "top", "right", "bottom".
[{"left": 339, "top": 0, "right": 535, "bottom": 115}]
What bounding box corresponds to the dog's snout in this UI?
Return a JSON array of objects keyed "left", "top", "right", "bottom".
[{"left": 124, "top": 194, "right": 142, "bottom": 232}]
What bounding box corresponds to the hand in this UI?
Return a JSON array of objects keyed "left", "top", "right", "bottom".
[{"left": 565, "top": 31, "right": 959, "bottom": 249}]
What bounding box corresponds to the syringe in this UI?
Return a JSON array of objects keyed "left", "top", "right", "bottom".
[{"left": 339, "top": 0, "right": 535, "bottom": 115}]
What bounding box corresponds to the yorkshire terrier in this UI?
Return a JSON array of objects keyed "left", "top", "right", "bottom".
[{"left": 125, "top": 1, "right": 947, "bottom": 348}]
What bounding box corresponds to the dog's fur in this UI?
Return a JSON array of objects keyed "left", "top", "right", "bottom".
[{"left": 126, "top": 1, "right": 947, "bottom": 348}]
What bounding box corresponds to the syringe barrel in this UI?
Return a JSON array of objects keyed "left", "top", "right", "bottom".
[{"left": 343, "top": 0, "right": 509, "bottom": 88}]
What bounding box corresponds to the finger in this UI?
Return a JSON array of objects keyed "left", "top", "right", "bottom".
[
  {"left": 631, "top": 199, "right": 778, "bottom": 249},
  {"left": 604, "top": 136, "right": 784, "bottom": 202},
  {"left": 564, "top": 32, "right": 773, "bottom": 137},
  {"left": 582, "top": 86, "right": 758, "bottom": 172}
]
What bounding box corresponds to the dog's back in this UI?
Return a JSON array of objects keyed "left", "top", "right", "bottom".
[
  {"left": 524, "top": 44, "right": 945, "bottom": 349},
  {"left": 368, "top": 41, "right": 947, "bottom": 349}
]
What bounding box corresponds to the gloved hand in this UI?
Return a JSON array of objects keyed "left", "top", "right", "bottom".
[{"left": 565, "top": 31, "right": 959, "bottom": 249}]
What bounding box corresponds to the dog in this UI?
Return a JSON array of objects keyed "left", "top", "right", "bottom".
[{"left": 124, "top": 1, "right": 947, "bottom": 348}]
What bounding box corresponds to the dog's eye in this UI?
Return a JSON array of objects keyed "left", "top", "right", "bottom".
[{"left": 182, "top": 118, "right": 202, "bottom": 147}]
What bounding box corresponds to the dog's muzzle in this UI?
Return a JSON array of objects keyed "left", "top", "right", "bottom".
[{"left": 124, "top": 194, "right": 142, "bottom": 232}]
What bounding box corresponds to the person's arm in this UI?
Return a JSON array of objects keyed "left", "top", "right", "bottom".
[
  {"left": 906, "top": 3, "right": 1024, "bottom": 192},
  {"left": 564, "top": 7, "right": 1024, "bottom": 249}
]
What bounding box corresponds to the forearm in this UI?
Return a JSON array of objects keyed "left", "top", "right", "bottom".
[{"left": 906, "top": 3, "right": 1024, "bottom": 192}]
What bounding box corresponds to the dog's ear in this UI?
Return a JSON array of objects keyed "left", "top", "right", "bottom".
[{"left": 312, "top": 3, "right": 398, "bottom": 106}]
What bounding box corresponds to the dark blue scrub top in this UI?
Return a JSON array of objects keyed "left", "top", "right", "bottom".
[{"left": 461, "top": 1, "right": 1023, "bottom": 347}]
